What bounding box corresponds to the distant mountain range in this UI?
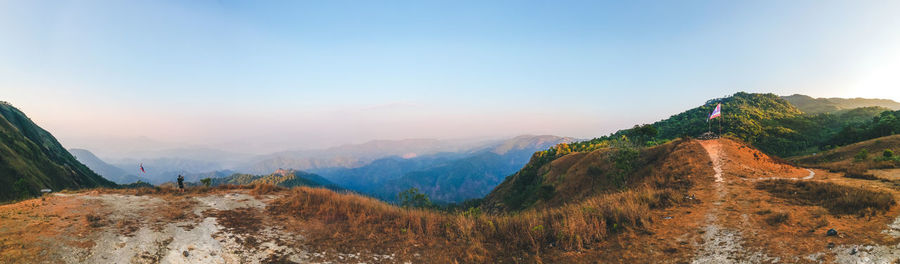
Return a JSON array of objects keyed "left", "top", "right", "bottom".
[
  {"left": 176, "top": 169, "right": 340, "bottom": 190},
  {"left": 69, "top": 149, "right": 147, "bottom": 184},
  {"left": 240, "top": 138, "right": 498, "bottom": 174},
  {"left": 0, "top": 102, "right": 115, "bottom": 201},
  {"left": 781, "top": 94, "right": 900, "bottom": 114},
  {"left": 108, "top": 157, "right": 225, "bottom": 185},
  {"left": 316, "top": 135, "right": 575, "bottom": 203}
]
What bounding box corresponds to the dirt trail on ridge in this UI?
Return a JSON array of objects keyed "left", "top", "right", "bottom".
[{"left": 692, "top": 139, "right": 775, "bottom": 263}]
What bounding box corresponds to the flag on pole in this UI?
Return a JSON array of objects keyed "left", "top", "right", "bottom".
[
  {"left": 140, "top": 163, "right": 145, "bottom": 173},
  {"left": 708, "top": 103, "right": 722, "bottom": 120}
]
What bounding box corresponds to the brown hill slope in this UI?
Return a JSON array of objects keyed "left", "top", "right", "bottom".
[
  {"left": 482, "top": 138, "right": 708, "bottom": 212},
  {"left": 482, "top": 137, "right": 810, "bottom": 212}
]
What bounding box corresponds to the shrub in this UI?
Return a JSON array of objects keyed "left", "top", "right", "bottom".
[
  {"left": 885, "top": 149, "right": 895, "bottom": 158},
  {"left": 85, "top": 214, "right": 105, "bottom": 228},
  {"left": 610, "top": 147, "right": 640, "bottom": 188},
  {"left": 844, "top": 165, "right": 878, "bottom": 180},
  {"left": 764, "top": 212, "right": 789, "bottom": 226},
  {"left": 399, "top": 188, "right": 432, "bottom": 208},
  {"left": 854, "top": 149, "right": 869, "bottom": 162},
  {"left": 250, "top": 184, "right": 283, "bottom": 196},
  {"left": 200, "top": 178, "right": 212, "bottom": 187}
]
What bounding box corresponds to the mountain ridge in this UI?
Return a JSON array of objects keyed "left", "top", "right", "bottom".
[
  {"left": 782, "top": 94, "right": 900, "bottom": 114},
  {"left": 70, "top": 148, "right": 147, "bottom": 184},
  {"left": 0, "top": 101, "right": 115, "bottom": 201}
]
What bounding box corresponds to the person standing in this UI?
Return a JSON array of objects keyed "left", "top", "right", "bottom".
[{"left": 177, "top": 175, "right": 185, "bottom": 192}]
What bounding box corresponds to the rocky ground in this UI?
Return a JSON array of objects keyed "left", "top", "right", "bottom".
[{"left": 0, "top": 190, "right": 405, "bottom": 264}]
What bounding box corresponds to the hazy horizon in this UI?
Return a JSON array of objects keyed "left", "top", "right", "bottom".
[{"left": 3, "top": 0, "right": 900, "bottom": 156}]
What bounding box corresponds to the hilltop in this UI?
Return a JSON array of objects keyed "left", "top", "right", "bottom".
[{"left": 0, "top": 102, "right": 115, "bottom": 202}]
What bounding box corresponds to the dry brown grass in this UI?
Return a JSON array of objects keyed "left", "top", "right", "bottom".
[
  {"left": 249, "top": 184, "right": 284, "bottom": 196},
  {"left": 764, "top": 212, "right": 789, "bottom": 226},
  {"left": 757, "top": 180, "right": 895, "bottom": 216},
  {"left": 265, "top": 139, "right": 710, "bottom": 261},
  {"left": 269, "top": 185, "right": 677, "bottom": 261},
  {"left": 85, "top": 214, "right": 105, "bottom": 228}
]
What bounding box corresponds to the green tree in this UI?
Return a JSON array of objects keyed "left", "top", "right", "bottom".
[
  {"left": 854, "top": 149, "right": 869, "bottom": 162},
  {"left": 885, "top": 149, "right": 894, "bottom": 158},
  {"left": 200, "top": 178, "right": 212, "bottom": 187},
  {"left": 627, "top": 124, "right": 658, "bottom": 145},
  {"left": 610, "top": 147, "right": 640, "bottom": 188},
  {"left": 398, "top": 188, "right": 432, "bottom": 208}
]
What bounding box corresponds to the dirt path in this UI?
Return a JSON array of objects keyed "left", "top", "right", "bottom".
[
  {"left": 692, "top": 139, "right": 775, "bottom": 263},
  {"left": 746, "top": 169, "right": 815, "bottom": 181},
  {"left": 692, "top": 139, "right": 743, "bottom": 263}
]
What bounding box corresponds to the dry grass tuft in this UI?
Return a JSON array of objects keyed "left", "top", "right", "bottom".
[
  {"left": 85, "top": 214, "right": 105, "bottom": 228},
  {"left": 250, "top": 184, "right": 284, "bottom": 196},
  {"left": 829, "top": 163, "right": 879, "bottom": 180},
  {"left": 764, "top": 212, "right": 789, "bottom": 226},
  {"left": 757, "top": 180, "right": 895, "bottom": 216}
]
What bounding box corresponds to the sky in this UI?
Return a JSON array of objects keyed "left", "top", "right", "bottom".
[{"left": 2, "top": 0, "right": 899, "bottom": 156}]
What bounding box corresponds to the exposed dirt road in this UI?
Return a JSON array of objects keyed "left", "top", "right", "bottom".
[{"left": 693, "top": 139, "right": 774, "bottom": 263}]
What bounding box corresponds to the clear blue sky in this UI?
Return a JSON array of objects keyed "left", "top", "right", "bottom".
[{"left": 2, "top": 0, "right": 899, "bottom": 155}]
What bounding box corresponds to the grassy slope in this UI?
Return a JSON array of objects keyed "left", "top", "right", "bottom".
[
  {"left": 0, "top": 102, "right": 115, "bottom": 201},
  {"left": 483, "top": 139, "right": 711, "bottom": 212}
]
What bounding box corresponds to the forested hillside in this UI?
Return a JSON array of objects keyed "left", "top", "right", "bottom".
[
  {"left": 558, "top": 93, "right": 888, "bottom": 158},
  {"left": 829, "top": 110, "right": 900, "bottom": 147},
  {"left": 0, "top": 102, "right": 115, "bottom": 201}
]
